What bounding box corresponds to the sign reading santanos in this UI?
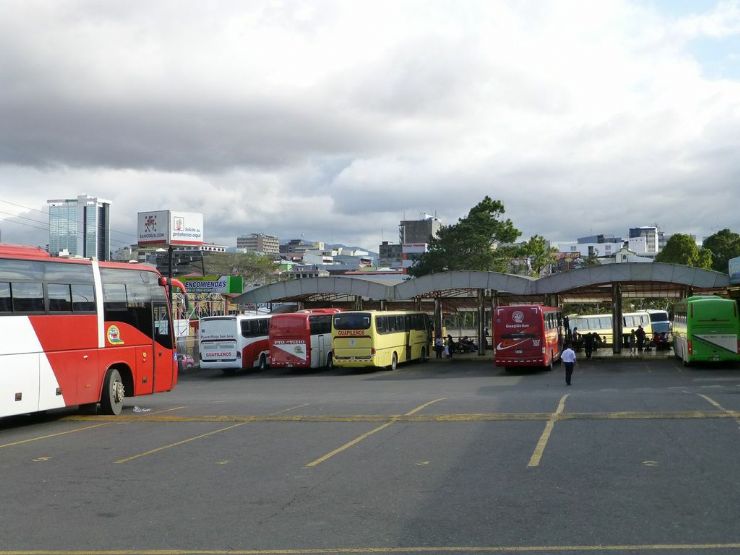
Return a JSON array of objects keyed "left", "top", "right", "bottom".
[
  {"left": 180, "top": 275, "right": 243, "bottom": 294},
  {"left": 138, "top": 210, "right": 204, "bottom": 247}
]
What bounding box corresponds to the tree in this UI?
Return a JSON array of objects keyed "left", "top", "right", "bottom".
[
  {"left": 702, "top": 228, "right": 740, "bottom": 273},
  {"left": 521, "top": 234, "right": 559, "bottom": 276},
  {"left": 407, "top": 196, "right": 521, "bottom": 276},
  {"left": 655, "top": 234, "right": 712, "bottom": 269},
  {"left": 203, "top": 252, "right": 276, "bottom": 284}
]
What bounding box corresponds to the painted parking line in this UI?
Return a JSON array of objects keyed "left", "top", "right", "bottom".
[
  {"left": 1, "top": 541, "right": 740, "bottom": 553},
  {"left": 698, "top": 393, "right": 740, "bottom": 430},
  {"left": 0, "top": 423, "right": 111, "bottom": 450},
  {"left": 114, "top": 404, "right": 309, "bottom": 464},
  {"left": 528, "top": 394, "right": 568, "bottom": 468},
  {"left": 61, "top": 410, "right": 738, "bottom": 424},
  {"left": 305, "top": 398, "right": 446, "bottom": 467},
  {"left": 0, "top": 406, "right": 187, "bottom": 451}
]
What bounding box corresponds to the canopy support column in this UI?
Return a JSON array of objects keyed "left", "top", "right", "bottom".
[{"left": 612, "top": 283, "right": 623, "bottom": 354}]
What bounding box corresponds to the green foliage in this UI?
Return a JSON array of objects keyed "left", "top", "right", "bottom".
[
  {"left": 702, "top": 228, "right": 740, "bottom": 273},
  {"left": 655, "top": 233, "right": 712, "bottom": 269},
  {"left": 520, "top": 234, "right": 558, "bottom": 276},
  {"left": 408, "top": 196, "right": 521, "bottom": 276},
  {"left": 203, "top": 252, "right": 276, "bottom": 283}
]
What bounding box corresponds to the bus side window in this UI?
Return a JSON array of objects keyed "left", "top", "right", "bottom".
[
  {"left": 0, "top": 282, "right": 11, "bottom": 312},
  {"left": 12, "top": 282, "right": 45, "bottom": 313},
  {"left": 71, "top": 284, "right": 96, "bottom": 312},
  {"left": 48, "top": 283, "right": 72, "bottom": 312}
]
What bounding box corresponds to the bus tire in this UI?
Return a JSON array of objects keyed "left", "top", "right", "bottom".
[
  {"left": 326, "top": 353, "right": 333, "bottom": 369},
  {"left": 101, "top": 368, "right": 124, "bottom": 416},
  {"left": 420, "top": 347, "right": 427, "bottom": 363},
  {"left": 389, "top": 352, "right": 398, "bottom": 371},
  {"left": 546, "top": 356, "right": 554, "bottom": 371},
  {"left": 258, "top": 354, "right": 268, "bottom": 371}
]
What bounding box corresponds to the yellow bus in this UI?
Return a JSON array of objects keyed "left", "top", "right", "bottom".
[
  {"left": 568, "top": 311, "right": 652, "bottom": 345},
  {"left": 331, "top": 310, "right": 431, "bottom": 370}
]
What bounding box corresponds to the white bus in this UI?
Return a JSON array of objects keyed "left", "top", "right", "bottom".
[{"left": 198, "top": 314, "right": 271, "bottom": 374}]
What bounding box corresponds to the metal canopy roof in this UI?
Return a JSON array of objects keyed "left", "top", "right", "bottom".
[{"left": 233, "top": 263, "right": 730, "bottom": 305}]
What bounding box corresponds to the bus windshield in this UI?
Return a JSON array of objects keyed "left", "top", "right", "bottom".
[{"left": 333, "top": 312, "right": 371, "bottom": 330}]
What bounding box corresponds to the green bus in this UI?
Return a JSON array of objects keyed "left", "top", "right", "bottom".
[{"left": 672, "top": 296, "right": 740, "bottom": 365}]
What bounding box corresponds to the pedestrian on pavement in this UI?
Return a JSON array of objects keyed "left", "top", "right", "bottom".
[
  {"left": 434, "top": 336, "right": 444, "bottom": 359},
  {"left": 446, "top": 334, "right": 455, "bottom": 359},
  {"left": 629, "top": 330, "right": 637, "bottom": 356},
  {"left": 584, "top": 332, "right": 595, "bottom": 359},
  {"left": 561, "top": 342, "right": 576, "bottom": 386},
  {"left": 635, "top": 325, "right": 646, "bottom": 352}
]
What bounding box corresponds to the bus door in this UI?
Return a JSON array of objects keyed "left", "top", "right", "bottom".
[
  {"left": 317, "top": 334, "right": 327, "bottom": 367},
  {"left": 152, "top": 301, "right": 175, "bottom": 392}
]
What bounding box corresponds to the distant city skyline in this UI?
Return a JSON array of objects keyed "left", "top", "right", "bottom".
[{"left": 1, "top": 1, "right": 739, "bottom": 251}]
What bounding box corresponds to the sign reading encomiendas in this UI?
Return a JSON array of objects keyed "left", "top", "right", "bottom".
[{"left": 180, "top": 275, "right": 243, "bottom": 294}]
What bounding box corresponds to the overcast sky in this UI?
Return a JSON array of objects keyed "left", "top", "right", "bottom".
[{"left": 1, "top": 0, "right": 739, "bottom": 253}]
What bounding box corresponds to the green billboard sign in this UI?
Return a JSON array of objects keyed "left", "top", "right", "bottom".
[{"left": 181, "top": 275, "right": 243, "bottom": 294}]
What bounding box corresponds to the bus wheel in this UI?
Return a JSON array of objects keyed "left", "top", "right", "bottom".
[
  {"left": 546, "top": 357, "right": 554, "bottom": 372},
  {"left": 258, "top": 355, "right": 268, "bottom": 370},
  {"left": 420, "top": 348, "right": 427, "bottom": 363},
  {"left": 326, "top": 353, "right": 333, "bottom": 369},
  {"left": 389, "top": 352, "right": 398, "bottom": 371},
  {"left": 101, "top": 368, "right": 124, "bottom": 416}
]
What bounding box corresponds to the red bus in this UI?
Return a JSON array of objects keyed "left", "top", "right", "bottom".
[
  {"left": 0, "top": 244, "right": 187, "bottom": 418},
  {"left": 493, "top": 304, "right": 563, "bottom": 371},
  {"left": 269, "top": 309, "right": 341, "bottom": 369}
]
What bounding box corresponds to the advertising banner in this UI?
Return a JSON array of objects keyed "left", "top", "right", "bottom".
[
  {"left": 180, "top": 275, "right": 243, "bottom": 294},
  {"left": 138, "top": 211, "right": 204, "bottom": 246}
]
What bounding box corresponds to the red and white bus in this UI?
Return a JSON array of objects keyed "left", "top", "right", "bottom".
[
  {"left": 493, "top": 304, "right": 563, "bottom": 371},
  {"left": 0, "top": 244, "right": 187, "bottom": 418},
  {"left": 269, "top": 309, "right": 341, "bottom": 369},
  {"left": 198, "top": 313, "right": 271, "bottom": 374}
]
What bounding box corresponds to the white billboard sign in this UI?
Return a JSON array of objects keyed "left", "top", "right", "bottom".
[{"left": 138, "top": 211, "right": 204, "bottom": 247}]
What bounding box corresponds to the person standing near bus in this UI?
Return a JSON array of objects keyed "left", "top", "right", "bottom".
[
  {"left": 561, "top": 343, "right": 576, "bottom": 386},
  {"left": 434, "top": 336, "right": 444, "bottom": 359},
  {"left": 629, "top": 330, "right": 637, "bottom": 356},
  {"left": 584, "top": 332, "right": 595, "bottom": 359},
  {"left": 635, "top": 325, "right": 646, "bottom": 352}
]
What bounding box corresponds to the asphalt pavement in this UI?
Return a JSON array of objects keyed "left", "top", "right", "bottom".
[{"left": 0, "top": 357, "right": 738, "bottom": 555}]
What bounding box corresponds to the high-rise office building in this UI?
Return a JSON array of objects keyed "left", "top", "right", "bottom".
[
  {"left": 48, "top": 195, "right": 111, "bottom": 260},
  {"left": 237, "top": 233, "right": 280, "bottom": 255}
]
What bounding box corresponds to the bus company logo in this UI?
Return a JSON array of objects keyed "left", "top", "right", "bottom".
[
  {"left": 293, "top": 345, "right": 305, "bottom": 355},
  {"left": 143, "top": 215, "right": 157, "bottom": 233},
  {"left": 512, "top": 311, "right": 525, "bottom": 324},
  {"left": 107, "top": 325, "right": 124, "bottom": 345}
]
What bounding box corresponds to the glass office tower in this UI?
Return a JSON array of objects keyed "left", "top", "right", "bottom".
[{"left": 48, "top": 195, "right": 111, "bottom": 260}]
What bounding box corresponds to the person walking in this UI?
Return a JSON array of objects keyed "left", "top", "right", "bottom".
[
  {"left": 434, "top": 336, "right": 444, "bottom": 359},
  {"left": 584, "top": 332, "right": 594, "bottom": 359},
  {"left": 446, "top": 334, "right": 455, "bottom": 359},
  {"left": 629, "top": 330, "right": 637, "bottom": 356},
  {"left": 561, "top": 343, "right": 576, "bottom": 386}
]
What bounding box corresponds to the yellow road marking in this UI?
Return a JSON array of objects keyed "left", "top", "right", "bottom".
[
  {"left": 1, "top": 542, "right": 740, "bottom": 553},
  {"left": 528, "top": 394, "right": 569, "bottom": 468},
  {"left": 306, "top": 398, "right": 445, "bottom": 467},
  {"left": 60, "top": 410, "right": 738, "bottom": 424},
  {"left": 699, "top": 394, "right": 740, "bottom": 428},
  {"left": 0, "top": 423, "right": 109, "bottom": 449},
  {"left": 114, "top": 423, "right": 248, "bottom": 464},
  {"left": 113, "top": 404, "right": 311, "bottom": 464}
]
